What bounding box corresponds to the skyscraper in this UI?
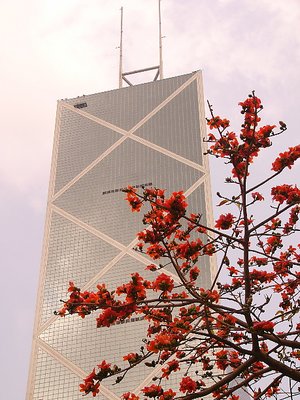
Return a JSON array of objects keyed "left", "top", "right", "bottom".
[{"left": 26, "top": 71, "right": 215, "bottom": 400}]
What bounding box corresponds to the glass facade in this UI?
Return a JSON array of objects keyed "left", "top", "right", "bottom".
[{"left": 27, "top": 71, "right": 215, "bottom": 399}]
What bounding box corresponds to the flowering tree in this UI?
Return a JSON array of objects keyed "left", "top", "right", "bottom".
[{"left": 58, "top": 93, "right": 300, "bottom": 399}]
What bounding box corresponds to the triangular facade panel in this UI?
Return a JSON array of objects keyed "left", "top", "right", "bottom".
[
  {"left": 40, "top": 314, "right": 152, "bottom": 396},
  {"left": 32, "top": 348, "right": 98, "bottom": 400},
  {"left": 134, "top": 81, "right": 203, "bottom": 164},
  {"left": 40, "top": 212, "right": 120, "bottom": 324},
  {"left": 54, "top": 108, "right": 122, "bottom": 193},
  {"left": 54, "top": 139, "right": 203, "bottom": 246},
  {"left": 94, "top": 254, "right": 152, "bottom": 291},
  {"left": 93, "top": 254, "right": 159, "bottom": 302},
  {"left": 65, "top": 73, "right": 194, "bottom": 131},
  {"left": 39, "top": 256, "right": 159, "bottom": 396}
]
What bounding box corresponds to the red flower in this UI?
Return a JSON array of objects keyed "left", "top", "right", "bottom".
[
  {"left": 161, "top": 360, "right": 180, "bottom": 379},
  {"left": 146, "top": 264, "right": 157, "bottom": 271},
  {"left": 232, "top": 161, "right": 247, "bottom": 178},
  {"left": 159, "top": 389, "right": 176, "bottom": 400},
  {"left": 291, "top": 350, "right": 300, "bottom": 360},
  {"left": 215, "top": 213, "right": 235, "bottom": 230},
  {"left": 252, "top": 192, "right": 264, "bottom": 201},
  {"left": 207, "top": 133, "right": 216, "bottom": 141},
  {"left": 216, "top": 314, "right": 237, "bottom": 330},
  {"left": 79, "top": 381, "right": 100, "bottom": 397},
  {"left": 125, "top": 186, "right": 143, "bottom": 212},
  {"left": 250, "top": 269, "right": 276, "bottom": 283},
  {"left": 202, "top": 243, "right": 215, "bottom": 255},
  {"left": 164, "top": 191, "right": 188, "bottom": 217},
  {"left": 209, "top": 132, "right": 239, "bottom": 159},
  {"left": 116, "top": 273, "right": 149, "bottom": 302},
  {"left": 97, "top": 360, "right": 111, "bottom": 371},
  {"left": 199, "top": 288, "right": 220, "bottom": 303},
  {"left": 180, "top": 376, "right": 198, "bottom": 393},
  {"left": 176, "top": 239, "right": 203, "bottom": 260},
  {"left": 152, "top": 273, "right": 174, "bottom": 292},
  {"left": 229, "top": 396, "right": 240, "bottom": 400},
  {"left": 266, "top": 386, "right": 280, "bottom": 397},
  {"left": 272, "top": 145, "right": 300, "bottom": 171},
  {"left": 79, "top": 369, "right": 100, "bottom": 397},
  {"left": 227, "top": 266, "right": 238, "bottom": 276},
  {"left": 271, "top": 184, "right": 300, "bottom": 204},
  {"left": 200, "top": 356, "right": 211, "bottom": 370},
  {"left": 229, "top": 351, "right": 242, "bottom": 368},
  {"left": 96, "top": 308, "right": 118, "bottom": 327},
  {"left": 251, "top": 361, "right": 266, "bottom": 373},
  {"left": 250, "top": 256, "right": 268, "bottom": 266},
  {"left": 147, "top": 331, "right": 180, "bottom": 353},
  {"left": 123, "top": 352, "right": 140, "bottom": 364},
  {"left": 142, "top": 384, "right": 163, "bottom": 398},
  {"left": 253, "top": 320, "right": 274, "bottom": 332},
  {"left": 265, "top": 235, "right": 282, "bottom": 254},
  {"left": 207, "top": 116, "right": 230, "bottom": 130},
  {"left": 273, "top": 258, "right": 291, "bottom": 276},
  {"left": 239, "top": 96, "right": 262, "bottom": 113},
  {"left": 189, "top": 266, "right": 200, "bottom": 282},
  {"left": 122, "top": 393, "right": 140, "bottom": 400},
  {"left": 146, "top": 244, "right": 166, "bottom": 259},
  {"left": 254, "top": 125, "right": 275, "bottom": 148},
  {"left": 68, "top": 281, "right": 79, "bottom": 292},
  {"left": 215, "top": 349, "right": 229, "bottom": 370}
]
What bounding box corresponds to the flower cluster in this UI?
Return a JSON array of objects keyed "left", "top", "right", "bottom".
[
  {"left": 271, "top": 184, "right": 300, "bottom": 204},
  {"left": 272, "top": 145, "right": 300, "bottom": 172},
  {"left": 207, "top": 116, "right": 230, "bottom": 130},
  {"left": 206, "top": 94, "right": 295, "bottom": 181},
  {"left": 79, "top": 361, "right": 120, "bottom": 397},
  {"left": 215, "top": 213, "right": 235, "bottom": 230},
  {"left": 252, "top": 321, "right": 275, "bottom": 332},
  {"left": 59, "top": 93, "right": 299, "bottom": 400},
  {"left": 125, "top": 186, "right": 143, "bottom": 212}
]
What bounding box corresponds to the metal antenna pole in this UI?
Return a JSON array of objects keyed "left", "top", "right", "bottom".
[
  {"left": 118, "top": 3, "right": 162, "bottom": 86},
  {"left": 158, "top": 0, "right": 163, "bottom": 79},
  {"left": 119, "top": 6, "right": 124, "bottom": 88}
]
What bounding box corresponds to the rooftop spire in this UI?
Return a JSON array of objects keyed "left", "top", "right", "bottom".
[{"left": 118, "top": 0, "right": 164, "bottom": 87}]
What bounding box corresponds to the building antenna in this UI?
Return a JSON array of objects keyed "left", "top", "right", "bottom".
[
  {"left": 118, "top": 0, "right": 164, "bottom": 87},
  {"left": 119, "top": 6, "right": 124, "bottom": 88},
  {"left": 158, "top": 0, "right": 164, "bottom": 79}
]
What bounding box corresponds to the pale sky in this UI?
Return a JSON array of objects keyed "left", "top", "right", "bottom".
[{"left": 1, "top": 1, "right": 299, "bottom": 399}]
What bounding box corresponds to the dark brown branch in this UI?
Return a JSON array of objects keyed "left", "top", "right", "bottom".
[
  {"left": 249, "top": 202, "right": 295, "bottom": 234},
  {"left": 258, "top": 351, "right": 300, "bottom": 382},
  {"left": 176, "top": 356, "right": 255, "bottom": 400},
  {"left": 246, "top": 170, "right": 282, "bottom": 195},
  {"left": 255, "top": 373, "right": 283, "bottom": 399},
  {"left": 220, "top": 367, "right": 273, "bottom": 400}
]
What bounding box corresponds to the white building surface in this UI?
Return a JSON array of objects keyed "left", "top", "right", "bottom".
[{"left": 26, "top": 71, "right": 215, "bottom": 399}]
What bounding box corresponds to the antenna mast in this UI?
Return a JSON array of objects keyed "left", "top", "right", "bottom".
[
  {"left": 119, "top": 6, "right": 124, "bottom": 88},
  {"left": 158, "top": 0, "right": 163, "bottom": 79},
  {"left": 117, "top": 1, "right": 164, "bottom": 86}
]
